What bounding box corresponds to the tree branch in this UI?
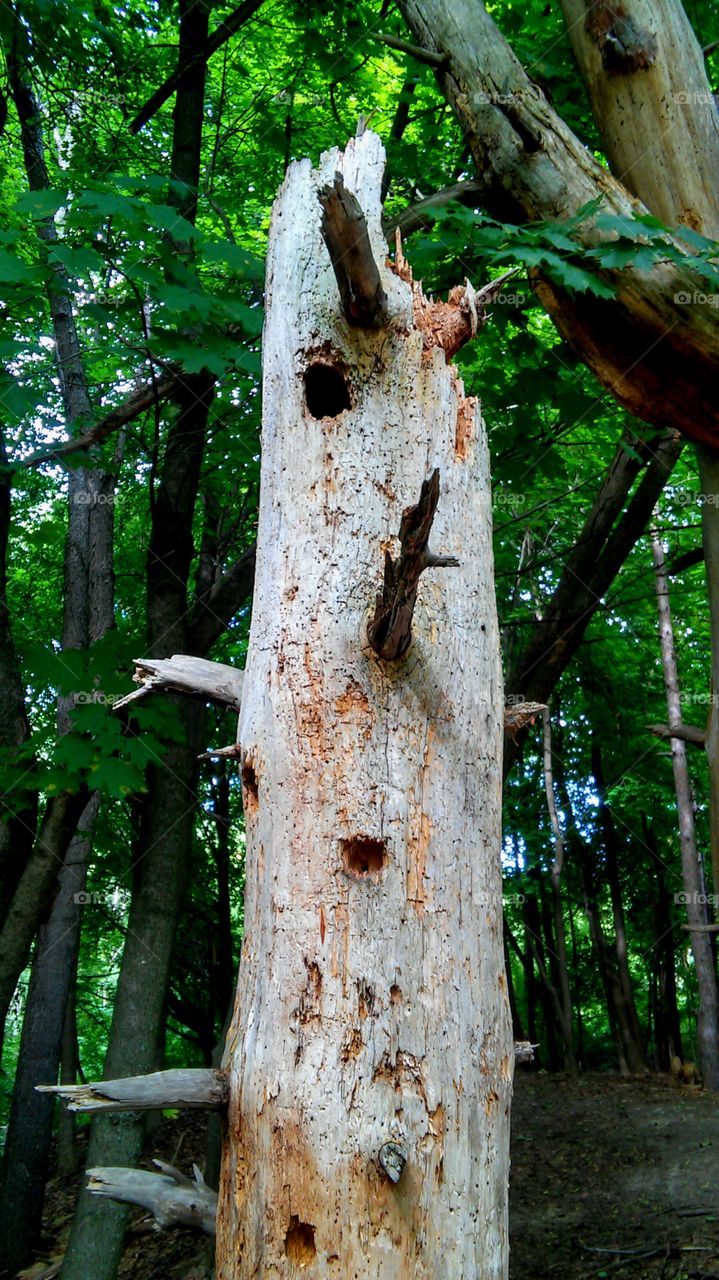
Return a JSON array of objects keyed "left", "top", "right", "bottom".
[
  {"left": 368, "top": 468, "right": 459, "bottom": 661},
  {"left": 188, "top": 542, "right": 256, "bottom": 655},
  {"left": 86, "top": 1163, "right": 217, "bottom": 1235},
  {"left": 38, "top": 1067, "right": 228, "bottom": 1112},
  {"left": 13, "top": 373, "right": 177, "bottom": 471},
  {"left": 648, "top": 722, "right": 707, "bottom": 748},
  {"left": 113, "top": 656, "right": 243, "bottom": 712},
  {"left": 318, "top": 173, "right": 390, "bottom": 328},
  {"left": 372, "top": 32, "right": 447, "bottom": 67},
  {"left": 130, "top": 0, "right": 265, "bottom": 134},
  {"left": 382, "top": 179, "right": 486, "bottom": 241}
]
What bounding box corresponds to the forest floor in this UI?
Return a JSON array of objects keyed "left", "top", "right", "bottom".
[{"left": 21, "top": 1072, "right": 719, "bottom": 1279}]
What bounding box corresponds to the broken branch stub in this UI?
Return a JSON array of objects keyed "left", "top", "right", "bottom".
[
  {"left": 318, "top": 172, "right": 390, "bottom": 329},
  {"left": 368, "top": 468, "right": 459, "bottom": 661},
  {"left": 86, "top": 1162, "right": 217, "bottom": 1236}
]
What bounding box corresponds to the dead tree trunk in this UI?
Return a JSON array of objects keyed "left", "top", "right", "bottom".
[{"left": 216, "top": 130, "right": 511, "bottom": 1278}]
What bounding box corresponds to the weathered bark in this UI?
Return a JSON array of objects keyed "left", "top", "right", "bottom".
[
  {"left": 398, "top": 0, "right": 719, "bottom": 447},
  {"left": 555, "top": 0, "right": 719, "bottom": 907},
  {"left": 114, "top": 655, "right": 244, "bottom": 711},
  {"left": 39, "top": 1069, "right": 228, "bottom": 1112},
  {"left": 319, "top": 172, "right": 390, "bottom": 329},
  {"left": 651, "top": 526, "right": 719, "bottom": 1089},
  {"left": 559, "top": 0, "right": 719, "bottom": 234},
  {"left": 217, "top": 131, "right": 511, "bottom": 1278},
  {"left": 86, "top": 1163, "right": 217, "bottom": 1235}
]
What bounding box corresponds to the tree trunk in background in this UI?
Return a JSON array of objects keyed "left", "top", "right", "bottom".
[
  {"left": 557, "top": 0, "right": 719, "bottom": 910},
  {"left": 61, "top": 5, "right": 214, "bottom": 1277},
  {"left": 652, "top": 527, "right": 719, "bottom": 1088},
  {"left": 216, "top": 130, "right": 511, "bottom": 1279},
  {"left": 0, "top": 796, "right": 98, "bottom": 1279},
  {"left": 523, "top": 891, "right": 560, "bottom": 1070},
  {"left": 0, "top": 428, "right": 37, "bottom": 929},
  {"left": 591, "top": 738, "right": 646, "bottom": 1072},
  {"left": 58, "top": 970, "right": 82, "bottom": 1176},
  {"left": 644, "top": 814, "right": 683, "bottom": 1069},
  {"left": 542, "top": 711, "right": 577, "bottom": 1074},
  {"left": 399, "top": 0, "right": 719, "bottom": 446},
  {"left": 697, "top": 446, "right": 719, "bottom": 899}
]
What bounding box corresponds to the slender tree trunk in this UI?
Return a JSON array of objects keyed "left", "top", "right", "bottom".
[
  {"left": 591, "top": 738, "right": 646, "bottom": 1072},
  {"left": 216, "top": 130, "right": 511, "bottom": 1278},
  {"left": 58, "top": 971, "right": 82, "bottom": 1176},
  {"left": 651, "top": 527, "right": 719, "bottom": 1088},
  {"left": 0, "top": 427, "right": 37, "bottom": 930},
  {"left": 542, "top": 710, "right": 577, "bottom": 1073},
  {"left": 523, "top": 891, "right": 561, "bottom": 1070},
  {"left": 0, "top": 797, "right": 98, "bottom": 1278},
  {"left": 62, "top": 6, "right": 218, "bottom": 1276},
  {"left": 643, "top": 814, "right": 683, "bottom": 1069}
]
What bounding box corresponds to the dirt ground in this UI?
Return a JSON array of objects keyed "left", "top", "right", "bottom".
[
  {"left": 510, "top": 1071, "right": 719, "bottom": 1280},
  {"left": 20, "top": 1072, "right": 719, "bottom": 1279}
]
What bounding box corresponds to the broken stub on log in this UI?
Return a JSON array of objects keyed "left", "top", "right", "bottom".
[{"left": 216, "top": 129, "right": 511, "bottom": 1280}]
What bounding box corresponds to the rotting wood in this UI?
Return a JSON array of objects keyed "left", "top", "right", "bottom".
[
  {"left": 368, "top": 467, "right": 459, "bottom": 661},
  {"left": 318, "top": 171, "right": 390, "bottom": 328},
  {"left": 36, "top": 1068, "right": 228, "bottom": 1112},
  {"left": 86, "top": 1162, "right": 217, "bottom": 1235},
  {"left": 114, "top": 655, "right": 243, "bottom": 711}
]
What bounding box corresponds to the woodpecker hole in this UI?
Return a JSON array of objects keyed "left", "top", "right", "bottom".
[
  {"left": 390, "top": 984, "right": 402, "bottom": 1005},
  {"left": 285, "top": 1216, "right": 316, "bottom": 1266},
  {"left": 342, "top": 836, "right": 387, "bottom": 878},
  {"left": 304, "top": 361, "right": 351, "bottom": 419},
  {"left": 241, "top": 759, "right": 258, "bottom": 810}
]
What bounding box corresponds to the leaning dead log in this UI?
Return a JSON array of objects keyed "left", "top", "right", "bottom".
[
  {"left": 86, "top": 1162, "right": 217, "bottom": 1235},
  {"left": 36, "top": 1068, "right": 228, "bottom": 1112},
  {"left": 114, "top": 655, "right": 243, "bottom": 711}
]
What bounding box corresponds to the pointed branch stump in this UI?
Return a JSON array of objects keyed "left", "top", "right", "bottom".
[
  {"left": 36, "top": 1068, "right": 228, "bottom": 1112},
  {"left": 318, "top": 171, "right": 390, "bottom": 328},
  {"left": 368, "top": 467, "right": 459, "bottom": 661}
]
